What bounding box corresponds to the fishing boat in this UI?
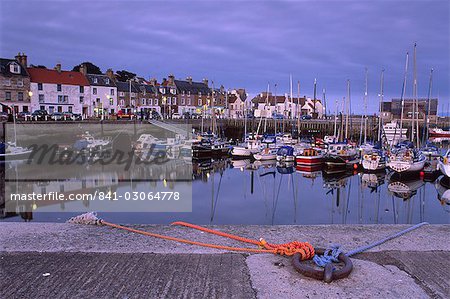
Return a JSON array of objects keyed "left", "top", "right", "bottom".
[
  {"left": 253, "top": 147, "right": 277, "bottom": 161},
  {"left": 295, "top": 147, "right": 324, "bottom": 166},
  {"left": 231, "top": 139, "right": 261, "bottom": 157},
  {"left": 0, "top": 142, "right": 32, "bottom": 160},
  {"left": 420, "top": 142, "right": 440, "bottom": 159},
  {"left": 361, "top": 149, "right": 387, "bottom": 172},
  {"left": 383, "top": 121, "right": 407, "bottom": 146},
  {"left": 276, "top": 145, "right": 295, "bottom": 163},
  {"left": 438, "top": 149, "right": 450, "bottom": 178},
  {"left": 324, "top": 142, "right": 358, "bottom": 169},
  {"left": 387, "top": 147, "right": 426, "bottom": 174},
  {"left": 429, "top": 128, "right": 450, "bottom": 138}
]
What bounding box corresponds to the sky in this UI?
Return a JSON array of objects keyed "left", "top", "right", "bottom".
[{"left": 0, "top": 0, "right": 449, "bottom": 114}]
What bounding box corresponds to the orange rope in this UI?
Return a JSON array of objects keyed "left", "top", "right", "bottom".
[{"left": 100, "top": 220, "right": 314, "bottom": 260}]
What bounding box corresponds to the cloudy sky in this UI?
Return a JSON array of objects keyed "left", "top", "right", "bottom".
[{"left": 1, "top": 0, "right": 448, "bottom": 114}]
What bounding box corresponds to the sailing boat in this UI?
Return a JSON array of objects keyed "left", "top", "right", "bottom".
[
  {"left": 362, "top": 69, "right": 387, "bottom": 171},
  {"left": 0, "top": 105, "right": 32, "bottom": 160},
  {"left": 438, "top": 149, "right": 450, "bottom": 178}
]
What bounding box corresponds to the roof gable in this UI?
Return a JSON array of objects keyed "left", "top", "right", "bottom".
[{"left": 0, "top": 58, "right": 28, "bottom": 77}]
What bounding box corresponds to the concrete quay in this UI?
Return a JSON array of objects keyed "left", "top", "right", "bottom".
[{"left": 1, "top": 223, "right": 449, "bottom": 299}]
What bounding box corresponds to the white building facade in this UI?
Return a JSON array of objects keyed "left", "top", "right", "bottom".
[{"left": 28, "top": 65, "right": 89, "bottom": 114}]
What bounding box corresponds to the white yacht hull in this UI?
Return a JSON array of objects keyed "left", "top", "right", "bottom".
[
  {"left": 438, "top": 160, "right": 450, "bottom": 178},
  {"left": 231, "top": 146, "right": 259, "bottom": 157},
  {"left": 387, "top": 159, "right": 426, "bottom": 173}
]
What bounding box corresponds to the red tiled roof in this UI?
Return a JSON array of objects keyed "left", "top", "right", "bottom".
[{"left": 27, "top": 67, "right": 89, "bottom": 86}]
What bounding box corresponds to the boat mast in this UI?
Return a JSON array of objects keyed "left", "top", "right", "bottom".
[
  {"left": 413, "top": 43, "right": 420, "bottom": 148},
  {"left": 334, "top": 99, "right": 338, "bottom": 138},
  {"left": 412, "top": 43, "right": 419, "bottom": 147},
  {"left": 364, "top": 68, "right": 368, "bottom": 144},
  {"left": 378, "top": 69, "right": 385, "bottom": 143},
  {"left": 290, "top": 74, "right": 293, "bottom": 120},
  {"left": 274, "top": 83, "right": 277, "bottom": 137},
  {"left": 399, "top": 52, "right": 409, "bottom": 141},
  {"left": 322, "top": 88, "right": 327, "bottom": 119},
  {"left": 423, "top": 69, "right": 433, "bottom": 142},
  {"left": 345, "top": 80, "right": 350, "bottom": 140},
  {"left": 313, "top": 78, "right": 317, "bottom": 119},
  {"left": 297, "top": 81, "right": 300, "bottom": 138}
]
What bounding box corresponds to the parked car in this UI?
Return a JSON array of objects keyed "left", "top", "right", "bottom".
[
  {"left": 117, "top": 110, "right": 134, "bottom": 119},
  {"left": 301, "top": 115, "right": 312, "bottom": 120},
  {"left": 191, "top": 113, "right": 201, "bottom": 119},
  {"left": 17, "top": 111, "right": 31, "bottom": 120},
  {"left": 272, "top": 113, "right": 284, "bottom": 120},
  {"left": 31, "top": 110, "right": 49, "bottom": 120},
  {"left": 172, "top": 113, "right": 181, "bottom": 119},
  {"left": 51, "top": 112, "right": 64, "bottom": 121},
  {"left": 62, "top": 111, "right": 82, "bottom": 121},
  {"left": 149, "top": 110, "right": 161, "bottom": 120},
  {"left": 0, "top": 112, "right": 9, "bottom": 122},
  {"left": 182, "top": 112, "right": 191, "bottom": 119}
]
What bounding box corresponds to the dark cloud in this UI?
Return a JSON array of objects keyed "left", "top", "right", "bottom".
[{"left": 1, "top": 0, "right": 448, "bottom": 113}]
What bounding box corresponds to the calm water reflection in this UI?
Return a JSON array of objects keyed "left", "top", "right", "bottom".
[{"left": 2, "top": 158, "right": 450, "bottom": 224}]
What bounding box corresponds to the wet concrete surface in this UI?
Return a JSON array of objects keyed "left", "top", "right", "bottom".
[{"left": 1, "top": 223, "right": 449, "bottom": 298}]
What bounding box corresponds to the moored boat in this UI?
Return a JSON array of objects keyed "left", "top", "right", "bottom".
[
  {"left": 276, "top": 145, "right": 295, "bottom": 163},
  {"left": 295, "top": 147, "right": 324, "bottom": 166},
  {"left": 387, "top": 147, "right": 426, "bottom": 174},
  {"left": 361, "top": 150, "right": 387, "bottom": 172},
  {"left": 437, "top": 149, "right": 450, "bottom": 178},
  {"left": 324, "top": 142, "right": 358, "bottom": 169},
  {"left": 429, "top": 128, "right": 450, "bottom": 138},
  {"left": 253, "top": 147, "right": 277, "bottom": 161}
]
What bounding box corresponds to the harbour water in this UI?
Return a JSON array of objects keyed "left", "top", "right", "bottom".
[{"left": 2, "top": 157, "right": 449, "bottom": 224}]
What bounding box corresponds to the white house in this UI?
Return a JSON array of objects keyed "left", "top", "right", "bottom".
[
  {"left": 301, "top": 97, "right": 324, "bottom": 118},
  {"left": 27, "top": 64, "right": 89, "bottom": 115},
  {"left": 227, "top": 89, "right": 248, "bottom": 119},
  {"left": 85, "top": 71, "right": 117, "bottom": 117}
]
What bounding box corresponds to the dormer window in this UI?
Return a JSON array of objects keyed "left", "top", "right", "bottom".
[
  {"left": 93, "top": 78, "right": 98, "bottom": 84},
  {"left": 170, "top": 88, "right": 176, "bottom": 95},
  {"left": 159, "top": 87, "right": 165, "bottom": 94},
  {"left": 105, "top": 78, "right": 110, "bottom": 84},
  {"left": 10, "top": 62, "right": 20, "bottom": 74}
]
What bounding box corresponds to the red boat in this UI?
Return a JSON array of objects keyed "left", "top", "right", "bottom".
[
  {"left": 429, "top": 128, "right": 450, "bottom": 138},
  {"left": 295, "top": 148, "right": 324, "bottom": 166}
]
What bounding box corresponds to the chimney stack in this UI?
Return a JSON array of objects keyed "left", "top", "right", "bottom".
[
  {"left": 186, "top": 76, "right": 192, "bottom": 84},
  {"left": 79, "top": 63, "right": 87, "bottom": 75},
  {"left": 106, "top": 68, "right": 114, "bottom": 80},
  {"left": 55, "top": 63, "right": 62, "bottom": 73},
  {"left": 168, "top": 74, "right": 175, "bottom": 85},
  {"left": 15, "top": 52, "right": 28, "bottom": 67},
  {"left": 202, "top": 78, "right": 209, "bottom": 87}
]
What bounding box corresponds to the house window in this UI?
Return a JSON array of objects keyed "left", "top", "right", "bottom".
[
  {"left": 105, "top": 78, "right": 110, "bottom": 84},
  {"left": 68, "top": 106, "right": 73, "bottom": 113},
  {"left": 10, "top": 63, "right": 20, "bottom": 74},
  {"left": 17, "top": 79, "right": 23, "bottom": 87},
  {"left": 170, "top": 88, "right": 176, "bottom": 95},
  {"left": 154, "top": 99, "right": 158, "bottom": 105},
  {"left": 120, "top": 100, "right": 125, "bottom": 106},
  {"left": 167, "top": 97, "right": 171, "bottom": 105},
  {"left": 198, "top": 99, "right": 202, "bottom": 106},
  {"left": 57, "top": 84, "right": 62, "bottom": 91},
  {"left": 148, "top": 99, "right": 153, "bottom": 106},
  {"left": 4, "top": 79, "right": 11, "bottom": 86},
  {"left": 5, "top": 92, "right": 11, "bottom": 100},
  {"left": 18, "top": 92, "right": 24, "bottom": 101},
  {"left": 79, "top": 96, "right": 84, "bottom": 103},
  {"left": 93, "top": 78, "right": 98, "bottom": 84},
  {"left": 58, "top": 95, "right": 63, "bottom": 103},
  {"left": 80, "top": 86, "right": 84, "bottom": 93},
  {"left": 187, "top": 98, "right": 191, "bottom": 105},
  {"left": 96, "top": 98, "right": 100, "bottom": 103},
  {"left": 39, "top": 94, "right": 45, "bottom": 102},
  {"left": 110, "top": 89, "right": 114, "bottom": 96},
  {"left": 109, "top": 98, "right": 114, "bottom": 105},
  {"left": 172, "top": 97, "right": 176, "bottom": 105},
  {"left": 181, "top": 98, "right": 185, "bottom": 105},
  {"left": 64, "top": 95, "right": 68, "bottom": 103},
  {"left": 38, "top": 83, "right": 43, "bottom": 90},
  {"left": 142, "top": 99, "right": 145, "bottom": 105},
  {"left": 119, "top": 91, "right": 124, "bottom": 96},
  {"left": 93, "top": 88, "right": 97, "bottom": 95}
]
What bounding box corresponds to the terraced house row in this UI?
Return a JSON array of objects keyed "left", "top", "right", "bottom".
[{"left": 0, "top": 53, "right": 247, "bottom": 118}]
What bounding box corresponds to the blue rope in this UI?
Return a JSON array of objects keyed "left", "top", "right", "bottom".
[
  {"left": 313, "top": 244, "right": 342, "bottom": 267},
  {"left": 313, "top": 222, "right": 429, "bottom": 267}
]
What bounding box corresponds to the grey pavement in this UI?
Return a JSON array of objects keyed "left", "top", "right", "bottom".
[{"left": 1, "top": 223, "right": 449, "bottom": 298}]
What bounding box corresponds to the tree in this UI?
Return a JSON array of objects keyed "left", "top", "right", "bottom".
[
  {"left": 72, "top": 62, "right": 102, "bottom": 74},
  {"left": 116, "top": 70, "right": 136, "bottom": 82}
]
